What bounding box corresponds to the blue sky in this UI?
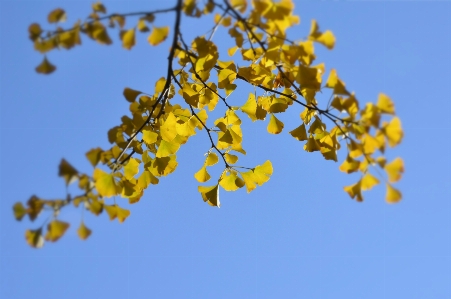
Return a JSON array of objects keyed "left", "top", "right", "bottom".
[{"left": 1, "top": 0, "right": 450, "bottom": 298}]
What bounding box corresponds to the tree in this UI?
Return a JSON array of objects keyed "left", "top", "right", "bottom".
[{"left": 14, "top": 0, "right": 404, "bottom": 248}]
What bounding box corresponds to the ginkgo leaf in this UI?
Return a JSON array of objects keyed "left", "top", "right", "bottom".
[
  {"left": 116, "top": 206, "right": 131, "bottom": 223},
  {"left": 123, "top": 87, "right": 142, "bottom": 102},
  {"left": 384, "top": 157, "right": 404, "bottom": 183},
  {"left": 142, "top": 130, "right": 158, "bottom": 144},
  {"left": 58, "top": 159, "right": 78, "bottom": 185},
  {"left": 253, "top": 160, "right": 273, "bottom": 186},
  {"left": 92, "top": 2, "right": 106, "bottom": 14},
  {"left": 383, "top": 117, "right": 403, "bottom": 147},
  {"left": 148, "top": 26, "right": 169, "bottom": 46},
  {"left": 240, "top": 93, "right": 257, "bottom": 121},
  {"left": 386, "top": 184, "right": 402, "bottom": 203},
  {"left": 219, "top": 171, "right": 244, "bottom": 191},
  {"left": 224, "top": 153, "right": 238, "bottom": 164},
  {"left": 241, "top": 171, "right": 257, "bottom": 193},
  {"left": 48, "top": 8, "right": 66, "bottom": 23},
  {"left": 344, "top": 180, "right": 363, "bottom": 202},
  {"left": 156, "top": 140, "right": 180, "bottom": 157},
  {"left": 123, "top": 158, "right": 140, "bottom": 180},
  {"left": 309, "top": 19, "right": 335, "bottom": 49},
  {"left": 267, "top": 114, "right": 284, "bottom": 134},
  {"left": 13, "top": 202, "right": 26, "bottom": 221},
  {"left": 289, "top": 123, "right": 307, "bottom": 141},
  {"left": 122, "top": 28, "right": 135, "bottom": 50},
  {"left": 86, "top": 147, "right": 103, "bottom": 167},
  {"left": 377, "top": 93, "right": 395, "bottom": 114},
  {"left": 205, "top": 152, "right": 219, "bottom": 166},
  {"left": 160, "top": 112, "right": 178, "bottom": 142},
  {"left": 194, "top": 166, "right": 211, "bottom": 183},
  {"left": 28, "top": 23, "right": 42, "bottom": 41},
  {"left": 45, "top": 220, "right": 70, "bottom": 242},
  {"left": 198, "top": 185, "right": 220, "bottom": 207},
  {"left": 87, "top": 198, "right": 103, "bottom": 215},
  {"left": 93, "top": 168, "right": 121, "bottom": 197},
  {"left": 104, "top": 204, "right": 117, "bottom": 220},
  {"left": 339, "top": 155, "right": 360, "bottom": 174},
  {"left": 35, "top": 56, "right": 56, "bottom": 74},
  {"left": 77, "top": 221, "right": 92, "bottom": 240},
  {"left": 25, "top": 228, "right": 44, "bottom": 248},
  {"left": 137, "top": 170, "right": 159, "bottom": 189},
  {"left": 137, "top": 19, "right": 149, "bottom": 32},
  {"left": 361, "top": 173, "right": 380, "bottom": 191},
  {"left": 325, "top": 69, "right": 349, "bottom": 95}
]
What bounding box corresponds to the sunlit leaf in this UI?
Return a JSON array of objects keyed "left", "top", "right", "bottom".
[
  {"left": 148, "top": 26, "right": 169, "bottom": 46},
  {"left": 361, "top": 173, "right": 380, "bottom": 191},
  {"left": 377, "top": 93, "right": 395, "bottom": 114},
  {"left": 267, "top": 114, "right": 284, "bottom": 134},
  {"left": 198, "top": 185, "right": 220, "bottom": 207},
  {"left": 45, "top": 220, "right": 70, "bottom": 242},
  {"left": 92, "top": 2, "right": 106, "bottom": 14},
  {"left": 205, "top": 152, "right": 219, "bottom": 166},
  {"left": 344, "top": 180, "right": 363, "bottom": 202},
  {"left": 123, "top": 158, "right": 140, "bottom": 180},
  {"left": 386, "top": 184, "right": 402, "bottom": 203},
  {"left": 93, "top": 168, "right": 121, "bottom": 197},
  {"left": 384, "top": 157, "right": 404, "bottom": 183},
  {"left": 194, "top": 166, "right": 211, "bottom": 183},
  {"left": 13, "top": 202, "right": 26, "bottom": 221},
  {"left": 86, "top": 147, "right": 103, "bottom": 167},
  {"left": 122, "top": 28, "right": 135, "bottom": 50},
  {"left": 339, "top": 155, "right": 360, "bottom": 174},
  {"left": 219, "top": 171, "right": 244, "bottom": 191},
  {"left": 123, "top": 87, "right": 142, "bottom": 102},
  {"left": 309, "top": 19, "right": 335, "bottom": 49},
  {"left": 77, "top": 221, "right": 92, "bottom": 240},
  {"left": 289, "top": 123, "right": 307, "bottom": 141},
  {"left": 156, "top": 140, "right": 180, "bottom": 157},
  {"left": 382, "top": 117, "right": 403, "bottom": 147}
]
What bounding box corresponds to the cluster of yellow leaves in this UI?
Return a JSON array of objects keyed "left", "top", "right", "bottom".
[{"left": 18, "top": 0, "right": 404, "bottom": 248}]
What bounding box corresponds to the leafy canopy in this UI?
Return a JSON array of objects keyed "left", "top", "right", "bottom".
[{"left": 16, "top": 0, "right": 404, "bottom": 248}]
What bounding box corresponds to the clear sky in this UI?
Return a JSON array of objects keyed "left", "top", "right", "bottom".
[{"left": 1, "top": 0, "right": 450, "bottom": 298}]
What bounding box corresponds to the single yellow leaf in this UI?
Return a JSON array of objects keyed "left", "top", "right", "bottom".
[
  {"left": 224, "top": 153, "right": 238, "bottom": 164},
  {"left": 253, "top": 160, "right": 273, "bottom": 186},
  {"left": 123, "top": 87, "right": 142, "bottom": 102},
  {"left": 13, "top": 202, "right": 26, "bottom": 221},
  {"left": 92, "top": 2, "right": 107, "bottom": 13},
  {"left": 156, "top": 139, "right": 180, "bottom": 157},
  {"left": 28, "top": 23, "right": 42, "bottom": 41},
  {"left": 383, "top": 117, "right": 403, "bottom": 147},
  {"left": 241, "top": 171, "right": 257, "bottom": 193},
  {"left": 289, "top": 124, "right": 307, "bottom": 141},
  {"left": 45, "top": 220, "right": 70, "bottom": 242},
  {"left": 325, "top": 69, "right": 349, "bottom": 95},
  {"left": 48, "top": 8, "right": 66, "bottom": 23},
  {"left": 339, "top": 155, "right": 360, "bottom": 174},
  {"left": 205, "top": 152, "right": 219, "bottom": 166},
  {"left": 386, "top": 184, "right": 402, "bottom": 203},
  {"left": 137, "top": 170, "right": 159, "bottom": 189},
  {"left": 104, "top": 204, "right": 117, "bottom": 220},
  {"left": 155, "top": 77, "right": 166, "bottom": 94},
  {"left": 194, "top": 166, "right": 211, "bottom": 183},
  {"left": 123, "top": 158, "right": 140, "bottom": 180},
  {"left": 137, "top": 19, "right": 149, "bottom": 32},
  {"left": 122, "top": 28, "right": 135, "bottom": 50},
  {"left": 267, "top": 114, "right": 284, "bottom": 134},
  {"left": 93, "top": 168, "right": 121, "bottom": 197},
  {"left": 377, "top": 93, "right": 395, "bottom": 114},
  {"left": 219, "top": 171, "right": 243, "bottom": 191},
  {"left": 35, "top": 56, "right": 56, "bottom": 74},
  {"left": 198, "top": 185, "right": 220, "bottom": 207},
  {"left": 361, "top": 173, "right": 380, "bottom": 191},
  {"left": 344, "top": 180, "right": 363, "bottom": 202},
  {"left": 384, "top": 157, "right": 404, "bottom": 183},
  {"left": 86, "top": 147, "right": 103, "bottom": 167},
  {"left": 117, "top": 206, "right": 131, "bottom": 223},
  {"left": 160, "top": 112, "right": 178, "bottom": 142},
  {"left": 148, "top": 26, "right": 169, "bottom": 46},
  {"left": 25, "top": 228, "right": 44, "bottom": 248},
  {"left": 77, "top": 221, "right": 92, "bottom": 240},
  {"left": 58, "top": 159, "right": 78, "bottom": 185},
  {"left": 142, "top": 130, "right": 158, "bottom": 145},
  {"left": 240, "top": 93, "right": 257, "bottom": 121}
]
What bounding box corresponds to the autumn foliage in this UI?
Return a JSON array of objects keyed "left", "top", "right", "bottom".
[{"left": 15, "top": 0, "right": 404, "bottom": 248}]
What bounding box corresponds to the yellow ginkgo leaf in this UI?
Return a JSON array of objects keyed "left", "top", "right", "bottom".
[
  {"left": 343, "top": 180, "right": 363, "bottom": 202},
  {"left": 58, "top": 158, "right": 78, "bottom": 185},
  {"left": 219, "top": 171, "right": 244, "bottom": 191},
  {"left": 160, "top": 112, "right": 178, "bottom": 142},
  {"left": 104, "top": 204, "right": 117, "bottom": 220},
  {"left": 241, "top": 170, "right": 257, "bottom": 193},
  {"left": 77, "top": 222, "right": 92, "bottom": 240},
  {"left": 224, "top": 153, "right": 238, "bottom": 164},
  {"left": 361, "top": 173, "right": 380, "bottom": 191},
  {"left": 309, "top": 19, "right": 335, "bottom": 49},
  {"left": 289, "top": 123, "right": 307, "bottom": 141},
  {"left": 253, "top": 160, "right": 273, "bottom": 186},
  {"left": 148, "top": 26, "right": 169, "bottom": 46},
  {"left": 123, "top": 87, "right": 142, "bottom": 102},
  {"left": 142, "top": 130, "right": 158, "bottom": 145},
  {"left": 92, "top": 2, "right": 106, "bottom": 14},
  {"left": 85, "top": 147, "right": 103, "bottom": 167},
  {"left": 116, "top": 206, "right": 131, "bottom": 223},
  {"left": 25, "top": 228, "right": 44, "bottom": 248},
  {"left": 386, "top": 184, "right": 402, "bottom": 203},
  {"left": 93, "top": 168, "right": 121, "bottom": 197},
  {"left": 122, "top": 28, "right": 135, "bottom": 50},
  {"left": 339, "top": 155, "right": 360, "bottom": 174},
  {"left": 205, "top": 152, "right": 219, "bottom": 166},
  {"left": 384, "top": 157, "right": 404, "bottom": 183},
  {"left": 48, "top": 8, "right": 66, "bottom": 23},
  {"left": 45, "top": 220, "right": 70, "bottom": 242},
  {"left": 267, "top": 114, "right": 284, "bottom": 134},
  {"left": 325, "top": 69, "right": 349, "bottom": 95},
  {"left": 194, "top": 166, "right": 211, "bottom": 183},
  {"left": 137, "top": 170, "right": 159, "bottom": 189},
  {"left": 198, "top": 185, "right": 220, "bottom": 207},
  {"left": 240, "top": 93, "right": 257, "bottom": 121},
  {"left": 377, "top": 93, "right": 395, "bottom": 114},
  {"left": 156, "top": 139, "right": 180, "bottom": 158},
  {"left": 123, "top": 158, "right": 140, "bottom": 180},
  {"left": 35, "top": 56, "right": 56, "bottom": 74},
  {"left": 383, "top": 117, "right": 403, "bottom": 147},
  {"left": 13, "top": 202, "right": 26, "bottom": 221},
  {"left": 137, "top": 19, "right": 149, "bottom": 32}
]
